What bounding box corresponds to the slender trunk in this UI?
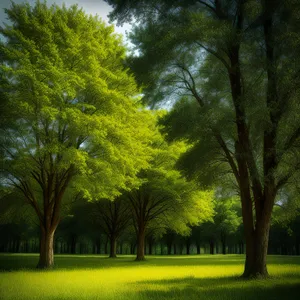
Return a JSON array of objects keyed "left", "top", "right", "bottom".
[
  {"left": 71, "top": 235, "right": 77, "bottom": 254},
  {"left": 109, "top": 235, "right": 117, "bottom": 258},
  {"left": 186, "top": 239, "right": 190, "bottom": 255},
  {"left": 104, "top": 237, "right": 108, "bottom": 254},
  {"left": 295, "top": 242, "right": 300, "bottom": 256},
  {"left": 120, "top": 242, "right": 123, "bottom": 255},
  {"left": 173, "top": 244, "right": 177, "bottom": 255},
  {"left": 167, "top": 243, "right": 172, "bottom": 255},
  {"left": 196, "top": 243, "right": 201, "bottom": 254},
  {"left": 96, "top": 237, "right": 101, "bottom": 254},
  {"left": 16, "top": 239, "right": 20, "bottom": 253},
  {"left": 37, "top": 229, "right": 55, "bottom": 269},
  {"left": 221, "top": 237, "right": 226, "bottom": 255},
  {"left": 210, "top": 240, "right": 214, "bottom": 255},
  {"left": 136, "top": 229, "right": 145, "bottom": 261}
]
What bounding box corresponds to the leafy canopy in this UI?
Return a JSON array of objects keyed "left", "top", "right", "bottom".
[{"left": 0, "top": 1, "right": 157, "bottom": 209}]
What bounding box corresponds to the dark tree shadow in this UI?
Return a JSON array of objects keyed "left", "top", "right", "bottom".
[{"left": 126, "top": 276, "right": 300, "bottom": 300}]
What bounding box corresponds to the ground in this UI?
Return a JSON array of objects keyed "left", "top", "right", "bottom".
[{"left": 0, "top": 254, "right": 300, "bottom": 300}]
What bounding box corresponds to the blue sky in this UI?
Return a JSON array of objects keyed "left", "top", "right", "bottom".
[{"left": 0, "top": 0, "right": 132, "bottom": 41}]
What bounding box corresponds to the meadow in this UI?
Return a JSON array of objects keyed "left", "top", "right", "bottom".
[{"left": 0, "top": 254, "right": 300, "bottom": 300}]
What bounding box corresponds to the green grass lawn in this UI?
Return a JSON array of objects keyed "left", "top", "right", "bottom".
[{"left": 0, "top": 254, "right": 300, "bottom": 300}]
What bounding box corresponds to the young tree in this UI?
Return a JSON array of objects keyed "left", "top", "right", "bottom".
[
  {"left": 106, "top": 0, "right": 300, "bottom": 277},
  {"left": 91, "top": 197, "right": 132, "bottom": 258},
  {"left": 0, "top": 2, "right": 156, "bottom": 268},
  {"left": 125, "top": 141, "right": 214, "bottom": 261}
]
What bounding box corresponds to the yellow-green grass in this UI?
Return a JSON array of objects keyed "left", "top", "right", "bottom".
[{"left": 0, "top": 254, "right": 300, "bottom": 300}]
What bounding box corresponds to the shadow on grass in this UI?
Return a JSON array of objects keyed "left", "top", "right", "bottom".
[{"left": 127, "top": 276, "right": 300, "bottom": 300}]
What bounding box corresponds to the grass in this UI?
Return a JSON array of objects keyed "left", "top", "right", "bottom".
[{"left": 0, "top": 254, "right": 300, "bottom": 300}]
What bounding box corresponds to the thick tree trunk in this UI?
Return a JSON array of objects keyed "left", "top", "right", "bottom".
[
  {"left": 242, "top": 207, "right": 272, "bottom": 278},
  {"left": 136, "top": 229, "right": 145, "bottom": 261},
  {"left": 37, "top": 229, "right": 55, "bottom": 269},
  {"left": 109, "top": 235, "right": 117, "bottom": 258}
]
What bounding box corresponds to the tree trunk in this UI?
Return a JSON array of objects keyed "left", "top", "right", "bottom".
[
  {"left": 186, "top": 239, "right": 190, "bottom": 255},
  {"left": 242, "top": 208, "right": 272, "bottom": 278},
  {"left": 173, "top": 244, "right": 177, "bottom": 255},
  {"left": 96, "top": 237, "right": 101, "bottom": 254},
  {"left": 136, "top": 229, "right": 146, "bottom": 261},
  {"left": 221, "top": 238, "right": 226, "bottom": 255},
  {"left": 71, "top": 235, "right": 77, "bottom": 254},
  {"left": 104, "top": 237, "right": 108, "bottom": 254},
  {"left": 37, "top": 229, "right": 55, "bottom": 269},
  {"left": 167, "top": 243, "right": 172, "bottom": 255},
  {"left": 295, "top": 241, "right": 300, "bottom": 256},
  {"left": 196, "top": 243, "right": 201, "bottom": 254},
  {"left": 210, "top": 241, "right": 214, "bottom": 255},
  {"left": 109, "top": 235, "right": 117, "bottom": 258}
]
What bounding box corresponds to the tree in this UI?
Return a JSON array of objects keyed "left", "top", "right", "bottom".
[
  {"left": 0, "top": 1, "right": 156, "bottom": 268},
  {"left": 106, "top": 0, "right": 300, "bottom": 277},
  {"left": 90, "top": 197, "right": 132, "bottom": 258},
  {"left": 125, "top": 140, "right": 214, "bottom": 261}
]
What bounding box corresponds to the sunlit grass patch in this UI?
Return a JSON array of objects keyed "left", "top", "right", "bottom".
[{"left": 0, "top": 254, "right": 300, "bottom": 300}]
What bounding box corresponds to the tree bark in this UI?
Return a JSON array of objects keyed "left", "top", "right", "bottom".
[
  {"left": 109, "top": 235, "right": 117, "bottom": 258},
  {"left": 37, "top": 229, "right": 55, "bottom": 269},
  {"left": 242, "top": 206, "right": 272, "bottom": 278},
  {"left": 136, "top": 229, "right": 146, "bottom": 261},
  {"left": 196, "top": 243, "right": 201, "bottom": 254}
]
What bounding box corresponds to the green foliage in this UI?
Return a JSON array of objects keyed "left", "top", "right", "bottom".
[
  {"left": 0, "top": 1, "right": 156, "bottom": 209},
  {"left": 126, "top": 136, "right": 214, "bottom": 238}
]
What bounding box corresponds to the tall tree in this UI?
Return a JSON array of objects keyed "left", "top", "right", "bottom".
[
  {"left": 0, "top": 1, "right": 156, "bottom": 268},
  {"left": 106, "top": 0, "right": 300, "bottom": 277}
]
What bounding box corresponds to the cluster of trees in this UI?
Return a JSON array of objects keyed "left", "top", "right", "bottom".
[
  {"left": 1, "top": 0, "right": 300, "bottom": 280},
  {"left": 1, "top": 194, "right": 300, "bottom": 257},
  {"left": 106, "top": 0, "right": 300, "bottom": 278},
  {"left": 0, "top": 1, "right": 213, "bottom": 268}
]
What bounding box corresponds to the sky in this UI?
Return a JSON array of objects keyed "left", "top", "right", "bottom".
[{"left": 0, "top": 0, "right": 132, "bottom": 43}]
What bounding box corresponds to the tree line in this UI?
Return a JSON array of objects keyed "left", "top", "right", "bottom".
[{"left": 1, "top": 196, "right": 299, "bottom": 258}]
